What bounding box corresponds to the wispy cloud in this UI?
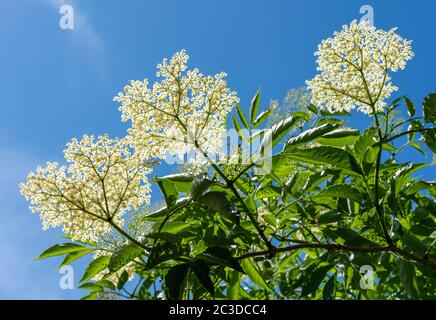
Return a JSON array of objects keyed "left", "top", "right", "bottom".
[{"left": 45, "top": 0, "right": 105, "bottom": 68}]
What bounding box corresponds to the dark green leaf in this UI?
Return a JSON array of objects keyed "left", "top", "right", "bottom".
[
  {"left": 203, "top": 246, "right": 244, "bottom": 273},
  {"left": 165, "top": 263, "right": 189, "bottom": 300},
  {"left": 404, "top": 97, "right": 415, "bottom": 117},
  {"left": 324, "top": 228, "right": 375, "bottom": 247},
  {"left": 423, "top": 93, "right": 436, "bottom": 124},
  {"left": 199, "top": 191, "right": 232, "bottom": 219},
  {"left": 108, "top": 244, "right": 144, "bottom": 272},
  {"left": 301, "top": 264, "right": 333, "bottom": 297},
  {"left": 399, "top": 259, "right": 420, "bottom": 299},
  {"left": 322, "top": 275, "right": 336, "bottom": 300},
  {"left": 423, "top": 129, "right": 436, "bottom": 154},
  {"left": 117, "top": 270, "right": 129, "bottom": 290},
  {"left": 191, "top": 259, "right": 214, "bottom": 296}
]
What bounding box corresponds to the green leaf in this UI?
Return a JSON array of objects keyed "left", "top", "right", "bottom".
[
  {"left": 255, "top": 184, "right": 281, "bottom": 200},
  {"left": 199, "top": 191, "right": 232, "bottom": 220},
  {"left": 80, "top": 256, "right": 110, "bottom": 283},
  {"left": 404, "top": 97, "right": 416, "bottom": 117},
  {"left": 191, "top": 259, "right": 214, "bottom": 296},
  {"left": 277, "top": 146, "right": 362, "bottom": 176},
  {"left": 231, "top": 114, "right": 242, "bottom": 133},
  {"left": 97, "top": 279, "right": 116, "bottom": 291},
  {"left": 250, "top": 90, "right": 261, "bottom": 125},
  {"left": 145, "top": 242, "right": 182, "bottom": 269},
  {"left": 36, "top": 243, "right": 87, "bottom": 260},
  {"left": 165, "top": 263, "right": 189, "bottom": 300},
  {"left": 147, "top": 197, "right": 191, "bottom": 219},
  {"left": 153, "top": 220, "right": 193, "bottom": 235},
  {"left": 236, "top": 104, "right": 250, "bottom": 128},
  {"left": 322, "top": 275, "right": 336, "bottom": 300},
  {"left": 241, "top": 258, "right": 271, "bottom": 291},
  {"left": 324, "top": 228, "right": 375, "bottom": 247},
  {"left": 261, "top": 115, "right": 302, "bottom": 151},
  {"left": 313, "top": 184, "right": 363, "bottom": 203},
  {"left": 190, "top": 175, "right": 214, "bottom": 199},
  {"left": 317, "top": 211, "right": 343, "bottom": 224},
  {"left": 402, "top": 233, "right": 428, "bottom": 257},
  {"left": 80, "top": 292, "right": 97, "bottom": 300},
  {"left": 409, "top": 142, "right": 425, "bottom": 156},
  {"left": 156, "top": 173, "right": 194, "bottom": 193},
  {"left": 353, "top": 128, "right": 377, "bottom": 163},
  {"left": 144, "top": 232, "right": 182, "bottom": 243},
  {"left": 301, "top": 264, "right": 333, "bottom": 297},
  {"left": 203, "top": 246, "right": 244, "bottom": 273},
  {"left": 57, "top": 248, "right": 94, "bottom": 270},
  {"left": 284, "top": 123, "right": 338, "bottom": 150},
  {"left": 108, "top": 244, "right": 144, "bottom": 272},
  {"left": 79, "top": 282, "right": 102, "bottom": 292},
  {"left": 399, "top": 259, "right": 420, "bottom": 299},
  {"left": 423, "top": 129, "right": 436, "bottom": 154},
  {"left": 423, "top": 93, "right": 436, "bottom": 124},
  {"left": 156, "top": 178, "right": 178, "bottom": 208},
  {"left": 317, "top": 128, "right": 360, "bottom": 147},
  {"left": 117, "top": 270, "right": 129, "bottom": 290},
  {"left": 405, "top": 181, "right": 436, "bottom": 195},
  {"left": 308, "top": 103, "right": 318, "bottom": 114},
  {"left": 253, "top": 108, "right": 274, "bottom": 128},
  {"left": 228, "top": 270, "right": 241, "bottom": 299}
]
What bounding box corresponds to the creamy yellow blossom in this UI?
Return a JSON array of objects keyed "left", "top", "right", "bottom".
[
  {"left": 20, "top": 135, "right": 151, "bottom": 242},
  {"left": 306, "top": 20, "right": 414, "bottom": 114},
  {"left": 114, "top": 50, "right": 239, "bottom": 166}
]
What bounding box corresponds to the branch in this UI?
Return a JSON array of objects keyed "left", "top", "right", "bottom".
[
  {"left": 236, "top": 243, "right": 436, "bottom": 272},
  {"left": 383, "top": 127, "right": 435, "bottom": 144},
  {"left": 236, "top": 243, "right": 392, "bottom": 260}
]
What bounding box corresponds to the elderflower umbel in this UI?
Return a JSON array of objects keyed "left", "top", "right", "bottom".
[
  {"left": 20, "top": 135, "right": 151, "bottom": 242},
  {"left": 306, "top": 20, "right": 414, "bottom": 114},
  {"left": 114, "top": 50, "right": 239, "bottom": 166}
]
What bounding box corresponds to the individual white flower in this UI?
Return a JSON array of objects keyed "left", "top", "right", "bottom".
[
  {"left": 114, "top": 50, "right": 239, "bottom": 167},
  {"left": 20, "top": 135, "right": 151, "bottom": 242},
  {"left": 306, "top": 20, "right": 414, "bottom": 114}
]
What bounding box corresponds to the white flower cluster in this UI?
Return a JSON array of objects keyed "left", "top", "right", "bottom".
[
  {"left": 20, "top": 135, "right": 151, "bottom": 242},
  {"left": 21, "top": 50, "right": 238, "bottom": 246},
  {"left": 114, "top": 50, "right": 239, "bottom": 165},
  {"left": 306, "top": 20, "right": 414, "bottom": 114}
]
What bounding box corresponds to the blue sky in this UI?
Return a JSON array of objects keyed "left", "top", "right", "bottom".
[{"left": 0, "top": 0, "right": 435, "bottom": 299}]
